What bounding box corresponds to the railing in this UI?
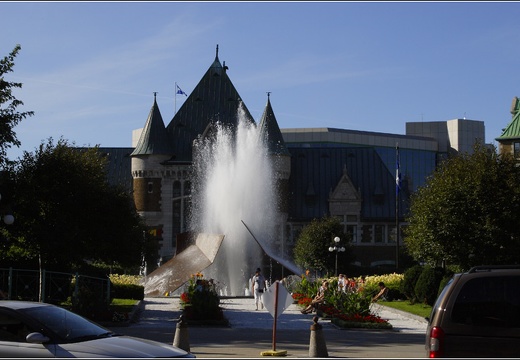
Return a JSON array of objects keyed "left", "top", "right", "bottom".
[{"left": 0, "top": 268, "right": 110, "bottom": 304}]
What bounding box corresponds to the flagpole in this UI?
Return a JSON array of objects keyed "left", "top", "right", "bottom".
[
  {"left": 395, "top": 143, "right": 400, "bottom": 270},
  {"left": 174, "top": 82, "right": 177, "bottom": 115}
]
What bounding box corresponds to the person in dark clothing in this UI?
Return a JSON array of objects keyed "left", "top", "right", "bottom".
[{"left": 372, "top": 281, "right": 389, "bottom": 302}]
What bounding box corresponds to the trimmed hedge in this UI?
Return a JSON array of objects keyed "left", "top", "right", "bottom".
[{"left": 112, "top": 283, "right": 144, "bottom": 300}]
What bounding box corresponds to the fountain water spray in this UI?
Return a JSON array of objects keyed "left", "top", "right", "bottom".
[{"left": 189, "top": 103, "right": 277, "bottom": 296}]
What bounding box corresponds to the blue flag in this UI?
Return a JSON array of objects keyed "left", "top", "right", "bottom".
[
  {"left": 396, "top": 145, "right": 401, "bottom": 196},
  {"left": 176, "top": 84, "right": 187, "bottom": 96}
]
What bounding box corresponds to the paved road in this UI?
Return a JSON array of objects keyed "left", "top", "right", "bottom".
[{"left": 109, "top": 296, "right": 428, "bottom": 358}]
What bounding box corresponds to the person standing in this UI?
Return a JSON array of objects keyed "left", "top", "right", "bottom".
[
  {"left": 251, "top": 268, "right": 267, "bottom": 310},
  {"left": 337, "top": 274, "right": 346, "bottom": 292}
]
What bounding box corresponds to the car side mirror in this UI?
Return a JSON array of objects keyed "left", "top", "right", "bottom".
[{"left": 26, "top": 332, "right": 50, "bottom": 344}]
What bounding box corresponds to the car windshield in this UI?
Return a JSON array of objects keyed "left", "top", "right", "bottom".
[{"left": 20, "top": 305, "right": 114, "bottom": 343}]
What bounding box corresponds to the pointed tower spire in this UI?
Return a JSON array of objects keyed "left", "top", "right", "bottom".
[
  {"left": 131, "top": 94, "right": 173, "bottom": 156},
  {"left": 258, "top": 93, "right": 290, "bottom": 156},
  {"left": 258, "top": 92, "right": 292, "bottom": 219},
  {"left": 165, "top": 45, "right": 254, "bottom": 162}
]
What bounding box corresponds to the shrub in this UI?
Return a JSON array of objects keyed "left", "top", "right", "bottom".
[
  {"left": 400, "top": 265, "right": 424, "bottom": 303},
  {"left": 414, "top": 266, "right": 445, "bottom": 305},
  {"left": 112, "top": 283, "right": 144, "bottom": 300},
  {"left": 180, "top": 273, "right": 223, "bottom": 321},
  {"left": 437, "top": 268, "right": 455, "bottom": 298},
  {"left": 71, "top": 279, "right": 111, "bottom": 320},
  {"left": 292, "top": 271, "right": 321, "bottom": 297},
  {"left": 326, "top": 288, "right": 372, "bottom": 317},
  {"left": 68, "top": 274, "right": 113, "bottom": 319},
  {"left": 109, "top": 274, "right": 144, "bottom": 300},
  {"left": 109, "top": 274, "right": 143, "bottom": 286}
]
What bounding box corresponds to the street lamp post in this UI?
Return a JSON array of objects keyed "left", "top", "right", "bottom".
[{"left": 328, "top": 236, "right": 345, "bottom": 276}]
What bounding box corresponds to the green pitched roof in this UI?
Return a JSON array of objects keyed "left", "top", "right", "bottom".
[
  {"left": 258, "top": 93, "right": 290, "bottom": 156},
  {"left": 165, "top": 45, "right": 255, "bottom": 163},
  {"left": 496, "top": 96, "right": 520, "bottom": 141}
]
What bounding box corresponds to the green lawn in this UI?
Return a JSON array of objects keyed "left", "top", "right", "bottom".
[
  {"left": 110, "top": 298, "right": 138, "bottom": 313},
  {"left": 379, "top": 300, "right": 432, "bottom": 319}
]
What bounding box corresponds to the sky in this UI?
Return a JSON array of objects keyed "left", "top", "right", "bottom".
[{"left": 2, "top": 1, "right": 520, "bottom": 161}]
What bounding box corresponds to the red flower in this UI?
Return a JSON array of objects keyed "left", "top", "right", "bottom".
[{"left": 180, "top": 292, "right": 190, "bottom": 304}]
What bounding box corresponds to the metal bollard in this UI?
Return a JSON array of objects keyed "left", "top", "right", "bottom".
[
  {"left": 309, "top": 316, "right": 328, "bottom": 358},
  {"left": 173, "top": 314, "right": 190, "bottom": 353}
]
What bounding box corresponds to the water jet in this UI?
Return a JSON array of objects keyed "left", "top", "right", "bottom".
[{"left": 144, "top": 103, "right": 301, "bottom": 296}]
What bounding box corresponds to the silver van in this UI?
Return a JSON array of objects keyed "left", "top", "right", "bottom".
[{"left": 425, "top": 265, "right": 520, "bottom": 358}]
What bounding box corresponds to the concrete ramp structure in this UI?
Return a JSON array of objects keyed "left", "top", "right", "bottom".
[
  {"left": 143, "top": 233, "right": 225, "bottom": 296},
  {"left": 241, "top": 220, "right": 303, "bottom": 277}
]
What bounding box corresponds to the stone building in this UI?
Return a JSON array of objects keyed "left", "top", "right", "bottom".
[{"left": 99, "top": 46, "right": 487, "bottom": 272}]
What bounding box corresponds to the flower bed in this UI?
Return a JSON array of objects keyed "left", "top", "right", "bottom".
[
  {"left": 292, "top": 295, "right": 392, "bottom": 329},
  {"left": 291, "top": 276, "right": 393, "bottom": 330},
  {"left": 318, "top": 304, "right": 392, "bottom": 329},
  {"left": 180, "top": 273, "right": 228, "bottom": 326}
]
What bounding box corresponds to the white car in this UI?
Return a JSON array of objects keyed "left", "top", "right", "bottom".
[{"left": 0, "top": 300, "right": 195, "bottom": 358}]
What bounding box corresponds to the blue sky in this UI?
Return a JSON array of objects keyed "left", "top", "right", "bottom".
[{"left": 2, "top": 1, "right": 519, "bottom": 160}]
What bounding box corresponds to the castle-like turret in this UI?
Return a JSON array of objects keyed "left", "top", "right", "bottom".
[
  {"left": 130, "top": 93, "right": 174, "bottom": 257},
  {"left": 496, "top": 96, "right": 520, "bottom": 159},
  {"left": 257, "top": 93, "right": 292, "bottom": 259},
  {"left": 130, "top": 46, "right": 260, "bottom": 264},
  {"left": 258, "top": 93, "right": 291, "bottom": 212}
]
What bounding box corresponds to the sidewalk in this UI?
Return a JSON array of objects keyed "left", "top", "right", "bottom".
[{"left": 109, "top": 296, "right": 428, "bottom": 358}]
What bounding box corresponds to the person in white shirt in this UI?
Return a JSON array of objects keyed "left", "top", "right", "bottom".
[
  {"left": 251, "top": 268, "right": 268, "bottom": 310},
  {"left": 338, "top": 274, "right": 346, "bottom": 292}
]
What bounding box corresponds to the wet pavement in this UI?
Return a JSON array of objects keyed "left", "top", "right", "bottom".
[{"left": 109, "top": 296, "right": 428, "bottom": 358}]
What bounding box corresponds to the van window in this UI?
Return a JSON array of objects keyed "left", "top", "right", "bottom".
[
  {"left": 451, "top": 276, "right": 520, "bottom": 328},
  {"left": 428, "top": 277, "right": 454, "bottom": 324}
]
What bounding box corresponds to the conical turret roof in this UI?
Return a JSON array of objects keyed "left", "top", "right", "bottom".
[
  {"left": 496, "top": 96, "right": 520, "bottom": 141},
  {"left": 131, "top": 93, "right": 173, "bottom": 156},
  {"left": 258, "top": 93, "right": 290, "bottom": 156},
  {"left": 165, "top": 45, "right": 255, "bottom": 163}
]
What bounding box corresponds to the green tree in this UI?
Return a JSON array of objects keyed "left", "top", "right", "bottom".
[
  {"left": 2, "top": 138, "right": 150, "bottom": 272},
  {"left": 400, "top": 264, "right": 423, "bottom": 303},
  {"left": 405, "top": 143, "right": 520, "bottom": 269},
  {"left": 293, "top": 216, "right": 353, "bottom": 275},
  {"left": 414, "top": 265, "right": 445, "bottom": 305},
  {"left": 0, "top": 44, "right": 34, "bottom": 167}
]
